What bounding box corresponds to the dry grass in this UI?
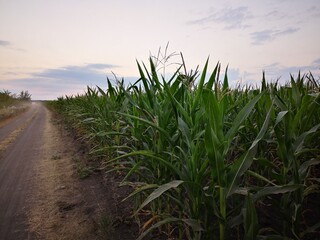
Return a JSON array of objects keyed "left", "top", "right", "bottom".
[{"left": 0, "top": 102, "right": 30, "bottom": 122}]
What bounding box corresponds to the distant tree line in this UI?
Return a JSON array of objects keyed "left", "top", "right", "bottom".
[{"left": 0, "top": 89, "right": 32, "bottom": 101}]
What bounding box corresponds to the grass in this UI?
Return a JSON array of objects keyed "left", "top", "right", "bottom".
[
  {"left": 76, "top": 161, "right": 94, "bottom": 179},
  {"left": 49, "top": 55, "right": 320, "bottom": 240},
  {"left": 98, "top": 215, "right": 116, "bottom": 237},
  {"left": 0, "top": 90, "right": 31, "bottom": 121}
]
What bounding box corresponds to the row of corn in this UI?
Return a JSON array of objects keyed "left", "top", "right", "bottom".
[{"left": 50, "top": 57, "right": 320, "bottom": 240}]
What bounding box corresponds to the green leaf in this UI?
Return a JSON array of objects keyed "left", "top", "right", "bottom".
[
  {"left": 291, "top": 75, "right": 301, "bottom": 107},
  {"left": 206, "top": 62, "right": 220, "bottom": 90},
  {"left": 253, "top": 185, "right": 302, "bottom": 201},
  {"left": 298, "top": 158, "right": 320, "bottom": 177},
  {"left": 120, "top": 161, "right": 143, "bottom": 184},
  {"left": 182, "top": 219, "right": 203, "bottom": 232},
  {"left": 191, "top": 57, "right": 209, "bottom": 114},
  {"left": 226, "top": 104, "right": 272, "bottom": 197},
  {"left": 275, "top": 110, "right": 288, "bottom": 127},
  {"left": 162, "top": 79, "right": 192, "bottom": 125},
  {"left": 116, "top": 112, "right": 172, "bottom": 142},
  {"left": 122, "top": 183, "right": 158, "bottom": 202},
  {"left": 202, "top": 89, "right": 224, "bottom": 141},
  {"left": 149, "top": 57, "right": 162, "bottom": 91},
  {"left": 273, "top": 93, "right": 287, "bottom": 111},
  {"left": 96, "top": 85, "right": 106, "bottom": 96},
  {"left": 243, "top": 194, "right": 259, "bottom": 240},
  {"left": 222, "top": 64, "right": 229, "bottom": 92},
  {"left": 226, "top": 92, "right": 264, "bottom": 141},
  {"left": 226, "top": 147, "right": 258, "bottom": 198},
  {"left": 109, "top": 150, "right": 180, "bottom": 176},
  {"left": 137, "top": 217, "right": 202, "bottom": 240},
  {"left": 246, "top": 170, "right": 278, "bottom": 186},
  {"left": 205, "top": 124, "right": 224, "bottom": 185},
  {"left": 293, "top": 123, "right": 320, "bottom": 154},
  {"left": 136, "top": 60, "right": 153, "bottom": 108},
  {"left": 95, "top": 131, "right": 127, "bottom": 137},
  {"left": 137, "top": 180, "right": 184, "bottom": 212},
  {"left": 178, "top": 117, "right": 191, "bottom": 146}
]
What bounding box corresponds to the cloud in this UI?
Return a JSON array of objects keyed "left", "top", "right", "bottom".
[
  {"left": 34, "top": 63, "right": 118, "bottom": 83},
  {"left": 187, "top": 6, "right": 252, "bottom": 29},
  {"left": 86, "top": 63, "right": 117, "bottom": 69},
  {"left": 1, "top": 63, "right": 120, "bottom": 100},
  {"left": 0, "top": 39, "right": 25, "bottom": 51},
  {"left": 261, "top": 60, "right": 320, "bottom": 83},
  {"left": 251, "top": 27, "right": 299, "bottom": 45},
  {"left": 221, "top": 59, "right": 320, "bottom": 88},
  {"left": 0, "top": 40, "right": 10, "bottom": 47},
  {"left": 307, "top": 5, "right": 320, "bottom": 18},
  {"left": 312, "top": 58, "right": 320, "bottom": 65},
  {"left": 265, "top": 10, "right": 287, "bottom": 20}
]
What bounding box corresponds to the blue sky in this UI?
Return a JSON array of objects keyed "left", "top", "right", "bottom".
[{"left": 1, "top": 0, "right": 319, "bottom": 100}]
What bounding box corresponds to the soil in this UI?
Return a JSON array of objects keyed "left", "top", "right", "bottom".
[{"left": 0, "top": 102, "right": 139, "bottom": 240}]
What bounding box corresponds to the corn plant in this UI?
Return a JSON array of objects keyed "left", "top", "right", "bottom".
[
  {"left": 48, "top": 55, "right": 320, "bottom": 240},
  {"left": 256, "top": 73, "right": 320, "bottom": 239}
]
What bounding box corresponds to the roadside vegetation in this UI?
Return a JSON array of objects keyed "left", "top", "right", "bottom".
[
  {"left": 0, "top": 90, "right": 32, "bottom": 121},
  {"left": 49, "top": 55, "right": 320, "bottom": 240}
]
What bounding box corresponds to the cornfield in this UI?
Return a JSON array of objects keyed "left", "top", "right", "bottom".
[{"left": 50, "top": 56, "right": 320, "bottom": 240}]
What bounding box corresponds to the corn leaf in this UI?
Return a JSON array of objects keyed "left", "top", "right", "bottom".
[
  {"left": 253, "top": 185, "right": 302, "bottom": 201},
  {"left": 226, "top": 104, "right": 272, "bottom": 197},
  {"left": 226, "top": 92, "right": 264, "bottom": 142},
  {"left": 137, "top": 217, "right": 202, "bottom": 240},
  {"left": 137, "top": 180, "right": 184, "bottom": 213}
]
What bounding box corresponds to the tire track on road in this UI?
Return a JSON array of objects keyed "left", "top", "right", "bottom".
[
  {"left": 0, "top": 111, "right": 37, "bottom": 154},
  {"left": 0, "top": 103, "right": 37, "bottom": 142}
]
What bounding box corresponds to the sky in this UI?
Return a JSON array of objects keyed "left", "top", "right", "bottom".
[{"left": 0, "top": 0, "right": 319, "bottom": 100}]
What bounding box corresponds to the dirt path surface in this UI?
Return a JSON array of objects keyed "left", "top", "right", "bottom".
[
  {"left": 0, "top": 102, "right": 44, "bottom": 239},
  {"left": 0, "top": 102, "right": 137, "bottom": 240}
]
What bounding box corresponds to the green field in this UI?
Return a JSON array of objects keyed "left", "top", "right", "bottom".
[{"left": 49, "top": 57, "right": 320, "bottom": 240}]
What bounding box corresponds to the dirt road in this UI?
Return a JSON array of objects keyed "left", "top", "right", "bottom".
[
  {"left": 0, "top": 102, "right": 45, "bottom": 239},
  {"left": 0, "top": 102, "right": 137, "bottom": 240},
  {"left": 0, "top": 102, "right": 104, "bottom": 240}
]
